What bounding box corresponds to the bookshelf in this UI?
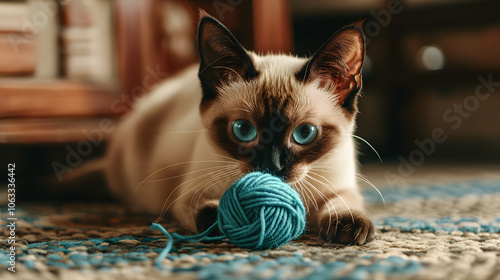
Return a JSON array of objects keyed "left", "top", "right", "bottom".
[
  {"left": 0, "top": 0, "right": 118, "bottom": 143},
  {"left": 0, "top": 0, "right": 291, "bottom": 144}
]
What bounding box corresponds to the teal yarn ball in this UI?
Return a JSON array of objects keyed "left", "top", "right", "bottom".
[
  {"left": 150, "top": 172, "right": 306, "bottom": 269},
  {"left": 217, "top": 172, "right": 306, "bottom": 250}
]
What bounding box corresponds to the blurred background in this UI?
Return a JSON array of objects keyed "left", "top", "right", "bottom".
[{"left": 0, "top": 0, "right": 499, "bottom": 200}]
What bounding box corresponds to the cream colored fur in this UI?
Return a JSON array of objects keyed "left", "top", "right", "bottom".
[{"left": 104, "top": 53, "right": 364, "bottom": 233}]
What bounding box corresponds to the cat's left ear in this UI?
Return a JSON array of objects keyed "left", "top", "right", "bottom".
[
  {"left": 297, "top": 25, "right": 365, "bottom": 113},
  {"left": 197, "top": 13, "right": 258, "bottom": 102}
]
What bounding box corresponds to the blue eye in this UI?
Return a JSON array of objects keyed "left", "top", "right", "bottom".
[
  {"left": 292, "top": 124, "right": 318, "bottom": 145},
  {"left": 232, "top": 120, "right": 257, "bottom": 142}
]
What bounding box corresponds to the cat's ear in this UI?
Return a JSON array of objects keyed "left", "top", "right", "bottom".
[
  {"left": 197, "top": 13, "right": 258, "bottom": 102},
  {"left": 297, "top": 25, "right": 365, "bottom": 113}
]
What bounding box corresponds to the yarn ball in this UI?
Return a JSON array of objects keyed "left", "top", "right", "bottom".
[{"left": 217, "top": 172, "right": 306, "bottom": 250}]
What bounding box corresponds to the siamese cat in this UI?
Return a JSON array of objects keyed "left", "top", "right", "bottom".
[{"left": 104, "top": 14, "right": 374, "bottom": 245}]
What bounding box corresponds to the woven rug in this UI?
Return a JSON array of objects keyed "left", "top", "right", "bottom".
[{"left": 1, "top": 167, "right": 500, "bottom": 279}]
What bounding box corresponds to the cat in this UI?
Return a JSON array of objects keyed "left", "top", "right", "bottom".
[{"left": 104, "top": 13, "right": 374, "bottom": 245}]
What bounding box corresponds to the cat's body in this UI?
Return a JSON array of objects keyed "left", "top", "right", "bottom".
[{"left": 103, "top": 15, "right": 374, "bottom": 245}]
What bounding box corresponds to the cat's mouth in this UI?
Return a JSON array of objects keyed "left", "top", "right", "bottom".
[
  {"left": 251, "top": 168, "right": 288, "bottom": 181},
  {"left": 272, "top": 167, "right": 309, "bottom": 185},
  {"left": 242, "top": 162, "right": 308, "bottom": 186}
]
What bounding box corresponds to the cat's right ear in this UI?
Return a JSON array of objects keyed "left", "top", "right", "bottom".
[
  {"left": 296, "top": 25, "right": 365, "bottom": 113},
  {"left": 197, "top": 13, "right": 258, "bottom": 102}
]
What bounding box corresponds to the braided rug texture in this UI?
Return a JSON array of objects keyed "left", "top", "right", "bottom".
[{"left": 1, "top": 175, "right": 500, "bottom": 279}]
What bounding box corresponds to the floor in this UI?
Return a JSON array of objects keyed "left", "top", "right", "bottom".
[{"left": 1, "top": 163, "right": 500, "bottom": 279}]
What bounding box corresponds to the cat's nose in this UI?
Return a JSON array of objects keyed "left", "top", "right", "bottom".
[{"left": 257, "top": 146, "right": 285, "bottom": 177}]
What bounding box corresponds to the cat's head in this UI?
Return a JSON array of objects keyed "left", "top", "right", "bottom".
[{"left": 197, "top": 15, "right": 365, "bottom": 183}]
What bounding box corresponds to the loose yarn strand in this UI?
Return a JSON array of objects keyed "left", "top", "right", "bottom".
[
  {"left": 150, "top": 222, "right": 174, "bottom": 270},
  {"left": 151, "top": 221, "right": 224, "bottom": 270}
]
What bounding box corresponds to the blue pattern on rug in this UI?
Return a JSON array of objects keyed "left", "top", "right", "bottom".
[
  {"left": 2, "top": 179, "right": 500, "bottom": 279},
  {"left": 376, "top": 216, "right": 500, "bottom": 233},
  {"left": 363, "top": 180, "right": 500, "bottom": 203},
  {"left": 0, "top": 245, "right": 423, "bottom": 279}
]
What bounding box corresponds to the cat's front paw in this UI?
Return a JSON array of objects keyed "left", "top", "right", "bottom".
[
  {"left": 319, "top": 210, "right": 374, "bottom": 245},
  {"left": 196, "top": 204, "right": 222, "bottom": 237}
]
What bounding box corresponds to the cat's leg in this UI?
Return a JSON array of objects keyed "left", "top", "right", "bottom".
[
  {"left": 195, "top": 199, "right": 220, "bottom": 234},
  {"left": 311, "top": 188, "right": 374, "bottom": 245}
]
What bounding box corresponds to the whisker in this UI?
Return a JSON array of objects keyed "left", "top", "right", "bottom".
[
  {"left": 164, "top": 165, "right": 239, "bottom": 222},
  {"left": 189, "top": 168, "right": 236, "bottom": 219},
  {"left": 298, "top": 180, "right": 319, "bottom": 211},
  {"left": 209, "top": 153, "right": 241, "bottom": 163},
  {"left": 144, "top": 165, "right": 230, "bottom": 183},
  {"left": 164, "top": 129, "right": 207, "bottom": 134},
  {"left": 351, "top": 134, "right": 383, "bottom": 163},
  {"left": 191, "top": 169, "right": 240, "bottom": 219},
  {"left": 296, "top": 181, "right": 312, "bottom": 211},
  {"left": 156, "top": 168, "right": 228, "bottom": 221},
  {"left": 291, "top": 181, "right": 313, "bottom": 212},
  {"left": 190, "top": 167, "right": 239, "bottom": 209},
  {"left": 291, "top": 182, "right": 309, "bottom": 211},
  {"left": 134, "top": 160, "right": 238, "bottom": 191},
  {"left": 355, "top": 175, "right": 386, "bottom": 206},
  {"left": 157, "top": 177, "right": 209, "bottom": 222},
  {"left": 306, "top": 171, "right": 354, "bottom": 224},
  {"left": 302, "top": 176, "right": 338, "bottom": 234},
  {"left": 310, "top": 166, "right": 385, "bottom": 205}
]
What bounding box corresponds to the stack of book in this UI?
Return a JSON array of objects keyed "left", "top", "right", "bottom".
[
  {"left": 60, "top": 0, "right": 114, "bottom": 81},
  {"left": 0, "top": 0, "right": 114, "bottom": 80},
  {"left": 0, "top": 1, "right": 37, "bottom": 76}
]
